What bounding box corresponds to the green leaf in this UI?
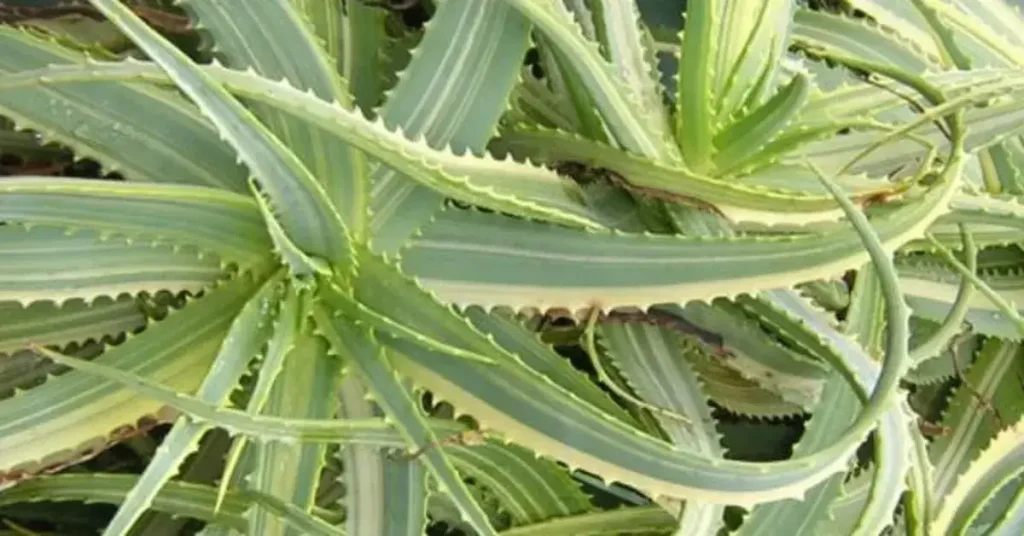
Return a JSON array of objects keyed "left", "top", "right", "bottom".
[
  {"left": 930, "top": 339, "right": 1024, "bottom": 512},
  {"left": 369, "top": 0, "right": 532, "bottom": 251},
  {"left": 312, "top": 312, "right": 497, "bottom": 536},
  {"left": 2, "top": 59, "right": 604, "bottom": 232},
  {"left": 599, "top": 322, "right": 725, "bottom": 534},
  {"left": 448, "top": 441, "right": 592, "bottom": 526},
  {"left": 461, "top": 308, "right": 637, "bottom": 426},
  {"left": 660, "top": 301, "right": 827, "bottom": 409},
  {"left": 0, "top": 273, "right": 261, "bottom": 480},
  {"left": 503, "top": 0, "right": 670, "bottom": 161},
  {"left": 0, "top": 224, "right": 229, "bottom": 304},
  {"left": 179, "top": 0, "right": 368, "bottom": 237},
  {"left": 9, "top": 338, "right": 468, "bottom": 446},
  {"left": 713, "top": 73, "right": 810, "bottom": 173},
  {"left": 932, "top": 417, "right": 1024, "bottom": 535},
  {"left": 589, "top": 0, "right": 680, "bottom": 162},
  {"left": 0, "top": 177, "right": 271, "bottom": 267},
  {"left": 336, "top": 1, "right": 392, "bottom": 115},
  {"left": 496, "top": 505, "right": 676, "bottom": 536},
  {"left": 675, "top": 0, "right": 717, "bottom": 170},
  {"left": 76, "top": 273, "right": 282, "bottom": 536},
  {"left": 736, "top": 372, "right": 854, "bottom": 536},
  {"left": 713, "top": 0, "right": 795, "bottom": 120},
  {"left": 87, "top": 0, "right": 352, "bottom": 266},
  {"left": 791, "top": 8, "right": 936, "bottom": 74},
  {"left": 0, "top": 296, "right": 146, "bottom": 355},
  {"left": 216, "top": 287, "right": 302, "bottom": 512},
  {"left": 0, "top": 27, "right": 249, "bottom": 192},
  {"left": 0, "top": 474, "right": 250, "bottom": 531},
  {"left": 396, "top": 154, "right": 959, "bottom": 310},
  {"left": 985, "top": 479, "right": 1024, "bottom": 535},
  {"left": 250, "top": 329, "right": 340, "bottom": 536},
  {"left": 899, "top": 260, "right": 1024, "bottom": 339},
  {"left": 490, "top": 126, "right": 900, "bottom": 222},
  {"left": 681, "top": 348, "right": 806, "bottom": 419},
  {"left": 914, "top": 0, "right": 1024, "bottom": 68},
  {"left": 336, "top": 373, "right": 428, "bottom": 536}
]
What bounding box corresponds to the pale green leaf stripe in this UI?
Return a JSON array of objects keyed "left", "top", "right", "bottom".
[
  {"left": 397, "top": 150, "right": 959, "bottom": 310},
  {"left": 497, "top": 505, "right": 675, "bottom": 536},
  {"left": 949, "top": 0, "right": 1024, "bottom": 50},
  {"left": 448, "top": 441, "right": 592, "bottom": 525},
  {"left": 314, "top": 314, "right": 497, "bottom": 536},
  {"left": 0, "top": 225, "right": 227, "bottom": 304},
  {"left": 0, "top": 27, "right": 247, "bottom": 191},
  {"left": 932, "top": 419, "right": 1024, "bottom": 535},
  {"left": 179, "top": 0, "right": 367, "bottom": 237},
  {"left": 0, "top": 297, "right": 145, "bottom": 355},
  {"left": 0, "top": 60, "right": 601, "bottom": 231},
  {"left": 252, "top": 333, "right": 340, "bottom": 536},
  {"left": 0, "top": 178, "right": 270, "bottom": 266},
  {"left": 942, "top": 190, "right": 1024, "bottom": 233},
  {"left": 797, "top": 69, "right": 1009, "bottom": 128},
  {"left": 502, "top": 0, "right": 665, "bottom": 160},
  {"left": 0, "top": 274, "right": 260, "bottom": 475},
  {"left": 599, "top": 323, "right": 724, "bottom": 534},
  {"left": 371, "top": 0, "right": 532, "bottom": 252},
  {"left": 88, "top": 0, "right": 351, "bottom": 265},
  {"left": 97, "top": 275, "right": 281, "bottom": 536}
]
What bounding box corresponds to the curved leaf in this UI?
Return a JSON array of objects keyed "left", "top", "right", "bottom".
[
  {"left": 88, "top": 0, "right": 352, "bottom": 266},
  {"left": 0, "top": 177, "right": 270, "bottom": 266},
  {"left": 0, "top": 225, "right": 229, "bottom": 304},
  {"left": 179, "top": 0, "right": 368, "bottom": 236},
  {"left": 0, "top": 273, "right": 260, "bottom": 481},
  {"left": 0, "top": 27, "right": 249, "bottom": 191},
  {"left": 396, "top": 153, "right": 958, "bottom": 310}
]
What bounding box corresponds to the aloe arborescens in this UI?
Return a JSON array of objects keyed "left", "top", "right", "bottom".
[{"left": 0, "top": 1, "right": 1022, "bottom": 535}]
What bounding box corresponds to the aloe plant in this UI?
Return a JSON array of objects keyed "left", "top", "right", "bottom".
[{"left": 0, "top": 0, "right": 1022, "bottom": 535}]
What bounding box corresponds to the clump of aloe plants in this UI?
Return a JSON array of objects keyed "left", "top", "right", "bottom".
[{"left": 0, "top": 0, "right": 1021, "bottom": 535}]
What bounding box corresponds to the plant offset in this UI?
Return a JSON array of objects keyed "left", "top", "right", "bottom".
[{"left": 0, "top": 0, "right": 1022, "bottom": 534}]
